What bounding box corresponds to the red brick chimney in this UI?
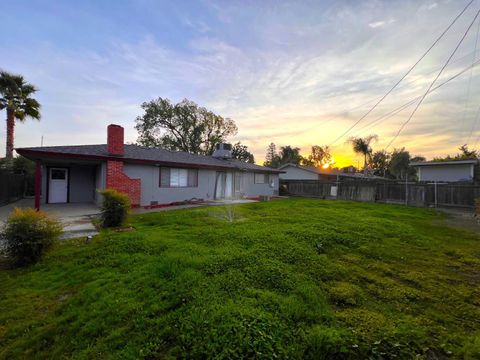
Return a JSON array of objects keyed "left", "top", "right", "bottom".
[{"left": 107, "top": 124, "right": 124, "bottom": 156}]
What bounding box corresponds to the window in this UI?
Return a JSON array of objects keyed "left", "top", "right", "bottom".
[
  {"left": 51, "top": 169, "right": 66, "bottom": 180},
  {"left": 160, "top": 167, "right": 198, "bottom": 187},
  {"left": 254, "top": 173, "right": 268, "bottom": 184}
]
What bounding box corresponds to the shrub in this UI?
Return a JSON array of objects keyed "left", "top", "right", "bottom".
[
  {"left": 99, "top": 188, "right": 130, "bottom": 227},
  {"left": 476, "top": 198, "right": 480, "bottom": 218},
  {"left": 1, "top": 208, "right": 63, "bottom": 266}
]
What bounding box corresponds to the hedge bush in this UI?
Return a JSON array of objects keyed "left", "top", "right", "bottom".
[
  {"left": 476, "top": 198, "right": 480, "bottom": 218},
  {"left": 1, "top": 208, "right": 63, "bottom": 266},
  {"left": 99, "top": 189, "right": 130, "bottom": 227}
]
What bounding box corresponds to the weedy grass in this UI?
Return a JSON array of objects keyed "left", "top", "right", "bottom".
[{"left": 0, "top": 198, "right": 479, "bottom": 359}]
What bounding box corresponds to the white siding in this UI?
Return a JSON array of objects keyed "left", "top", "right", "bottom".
[
  {"left": 279, "top": 165, "right": 318, "bottom": 180},
  {"left": 123, "top": 163, "right": 279, "bottom": 206},
  {"left": 417, "top": 164, "right": 474, "bottom": 182}
]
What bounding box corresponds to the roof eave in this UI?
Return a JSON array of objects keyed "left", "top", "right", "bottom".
[{"left": 16, "top": 148, "right": 283, "bottom": 173}]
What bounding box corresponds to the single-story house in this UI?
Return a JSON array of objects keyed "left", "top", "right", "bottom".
[
  {"left": 410, "top": 159, "right": 479, "bottom": 182},
  {"left": 16, "top": 124, "right": 282, "bottom": 209},
  {"left": 278, "top": 163, "right": 382, "bottom": 181}
]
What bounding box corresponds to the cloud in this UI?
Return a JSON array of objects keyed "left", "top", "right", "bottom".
[
  {"left": 0, "top": 0, "right": 479, "bottom": 165},
  {"left": 369, "top": 21, "right": 386, "bottom": 28}
]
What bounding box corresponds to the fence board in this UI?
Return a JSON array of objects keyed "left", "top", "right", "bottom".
[
  {"left": 281, "top": 179, "right": 480, "bottom": 210},
  {"left": 0, "top": 173, "right": 25, "bottom": 205}
]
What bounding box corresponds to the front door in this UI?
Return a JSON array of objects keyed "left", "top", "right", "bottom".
[{"left": 48, "top": 168, "right": 68, "bottom": 203}]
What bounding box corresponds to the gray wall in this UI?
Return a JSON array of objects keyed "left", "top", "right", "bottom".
[
  {"left": 123, "top": 163, "right": 279, "bottom": 206},
  {"left": 69, "top": 165, "right": 96, "bottom": 203},
  {"left": 243, "top": 172, "right": 279, "bottom": 196},
  {"left": 279, "top": 165, "right": 318, "bottom": 180},
  {"left": 94, "top": 162, "right": 106, "bottom": 205},
  {"left": 417, "top": 164, "right": 474, "bottom": 182}
]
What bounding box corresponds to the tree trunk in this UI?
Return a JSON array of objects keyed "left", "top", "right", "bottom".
[{"left": 5, "top": 108, "right": 15, "bottom": 159}]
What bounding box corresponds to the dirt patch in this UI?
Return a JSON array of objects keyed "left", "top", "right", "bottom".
[{"left": 434, "top": 209, "right": 480, "bottom": 233}]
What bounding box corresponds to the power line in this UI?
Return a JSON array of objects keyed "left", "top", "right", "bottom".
[
  {"left": 329, "top": 0, "right": 475, "bottom": 146},
  {"left": 386, "top": 8, "right": 480, "bottom": 150},
  {"left": 466, "top": 15, "right": 480, "bottom": 143},
  {"left": 354, "top": 59, "right": 480, "bottom": 135},
  {"left": 341, "top": 47, "right": 480, "bottom": 117},
  {"left": 468, "top": 104, "right": 480, "bottom": 146}
]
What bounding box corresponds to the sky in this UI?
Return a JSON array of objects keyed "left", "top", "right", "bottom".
[{"left": 1, "top": 0, "right": 480, "bottom": 167}]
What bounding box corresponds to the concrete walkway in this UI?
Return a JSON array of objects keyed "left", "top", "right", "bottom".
[{"left": 0, "top": 199, "right": 100, "bottom": 239}]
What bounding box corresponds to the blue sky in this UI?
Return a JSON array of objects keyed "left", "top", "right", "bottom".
[{"left": 1, "top": 0, "right": 480, "bottom": 165}]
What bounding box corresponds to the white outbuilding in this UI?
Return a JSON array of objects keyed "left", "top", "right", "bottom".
[{"left": 410, "top": 159, "right": 478, "bottom": 182}]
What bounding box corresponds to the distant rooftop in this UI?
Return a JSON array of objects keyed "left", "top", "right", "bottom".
[
  {"left": 278, "top": 163, "right": 384, "bottom": 178},
  {"left": 410, "top": 159, "right": 478, "bottom": 167}
]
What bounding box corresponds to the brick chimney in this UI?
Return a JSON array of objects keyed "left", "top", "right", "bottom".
[{"left": 107, "top": 124, "right": 124, "bottom": 156}]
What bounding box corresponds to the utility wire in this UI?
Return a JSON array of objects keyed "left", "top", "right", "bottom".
[
  {"left": 342, "top": 48, "right": 480, "bottom": 115},
  {"left": 466, "top": 16, "right": 480, "bottom": 143},
  {"left": 329, "top": 0, "right": 475, "bottom": 146},
  {"left": 465, "top": 103, "right": 480, "bottom": 144},
  {"left": 355, "top": 59, "right": 480, "bottom": 135},
  {"left": 386, "top": 8, "right": 480, "bottom": 150}
]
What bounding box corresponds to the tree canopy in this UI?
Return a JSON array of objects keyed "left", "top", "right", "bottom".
[
  {"left": 302, "top": 145, "right": 331, "bottom": 167},
  {"left": 433, "top": 144, "right": 478, "bottom": 162},
  {"left": 0, "top": 71, "right": 40, "bottom": 159},
  {"left": 135, "top": 98, "right": 238, "bottom": 155},
  {"left": 264, "top": 143, "right": 281, "bottom": 168},
  {"left": 348, "top": 135, "right": 378, "bottom": 171},
  {"left": 231, "top": 142, "right": 255, "bottom": 163}
]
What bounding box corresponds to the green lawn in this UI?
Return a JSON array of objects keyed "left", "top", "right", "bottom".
[{"left": 1, "top": 199, "right": 479, "bottom": 359}]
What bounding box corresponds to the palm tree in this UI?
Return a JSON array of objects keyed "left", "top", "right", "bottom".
[
  {"left": 348, "top": 134, "right": 378, "bottom": 173},
  {"left": 0, "top": 71, "right": 41, "bottom": 159}
]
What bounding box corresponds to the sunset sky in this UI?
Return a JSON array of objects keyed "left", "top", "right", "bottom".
[{"left": 2, "top": 0, "right": 480, "bottom": 167}]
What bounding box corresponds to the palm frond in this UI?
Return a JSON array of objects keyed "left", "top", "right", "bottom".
[{"left": 0, "top": 70, "right": 40, "bottom": 121}]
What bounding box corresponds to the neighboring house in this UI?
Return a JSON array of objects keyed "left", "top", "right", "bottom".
[
  {"left": 410, "top": 159, "right": 479, "bottom": 182},
  {"left": 279, "top": 163, "right": 340, "bottom": 181},
  {"left": 16, "top": 124, "right": 282, "bottom": 209},
  {"left": 278, "top": 163, "right": 382, "bottom": 181}
]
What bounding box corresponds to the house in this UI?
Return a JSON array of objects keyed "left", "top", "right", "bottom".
[
  {"left": 278, "top": 163, "right": 340, "bottom": 181},
  {"left": 410, "top": 159, "right": 479, "bottom": 182},
  {"left": 278, "top": 163, "right": 382, "bottom": 182},
  {"left": 16, "top": 124, "right": 282, "bottom": 209}
]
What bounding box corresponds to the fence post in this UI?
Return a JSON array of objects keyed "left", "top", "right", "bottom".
[
  {"left": 34, "top": 161, "right": 42, "bottom": 211},
  {"left": 405, "top": 179, "right": 408, "bottom": 206}
]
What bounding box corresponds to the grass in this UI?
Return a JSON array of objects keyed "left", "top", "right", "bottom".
[{"left": 0, "top": 198, "right": 479, "bottom": 359}]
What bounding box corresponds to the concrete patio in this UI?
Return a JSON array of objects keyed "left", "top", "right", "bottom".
[{"left": 0, "top": 199, "right": 100, "bottom": 239}]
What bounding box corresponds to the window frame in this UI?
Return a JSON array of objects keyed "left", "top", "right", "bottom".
[
  {"left": 254, "top": 172, "right": 268, "bottom": 184},
  {"left": 159, "top": 167, "right": 199, "bottom": 188}
]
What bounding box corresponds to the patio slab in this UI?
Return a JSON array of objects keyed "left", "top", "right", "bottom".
[{"left": 0, "top": 200, "right": 100, "bottom": 240}]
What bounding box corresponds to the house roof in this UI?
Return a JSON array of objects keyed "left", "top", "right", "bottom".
[
  {"left": 410, "top": 159, "right": 478, "bottom": 167},
  {"left": 16, "top": 144, "right": 283, "bottom": 173},
  {"left": 278, "top": 163, "right": 386, "bottom": 179},
  {"left": 278, "top": 163, "right": 341, "bottom": 176}
]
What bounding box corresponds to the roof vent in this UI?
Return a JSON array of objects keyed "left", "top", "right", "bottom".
[{"left": 212, "top": 143, "right": 232, "bottom": 159}]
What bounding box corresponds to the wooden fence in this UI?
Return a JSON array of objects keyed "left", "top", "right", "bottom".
[
  {"left": 0, "top": 173, "right": 25, "bottom": 205},
  {"left": 280, "top": 179, "right": 480, "bottom": 210}
]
